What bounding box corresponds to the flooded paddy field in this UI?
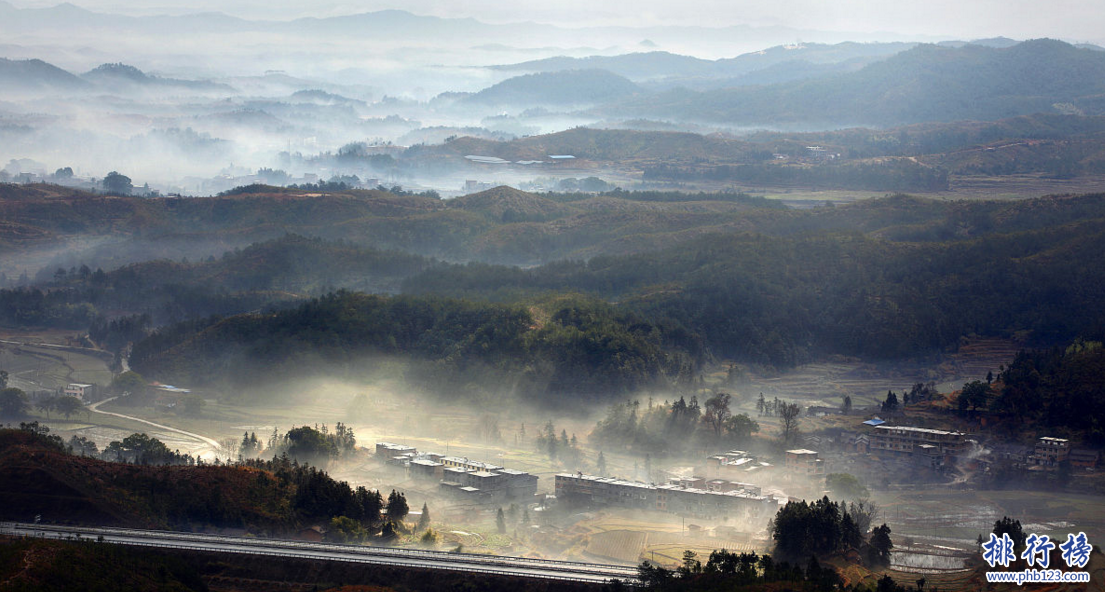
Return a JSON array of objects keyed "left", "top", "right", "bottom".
[
  {"left": 875, "top": 487, "right": 1105, "bottom": 554},
  {"left": 0, "top": 336, "right": 113, "bottom": 392},
  {"left": 735, "top": 337, "right": 1021, "bottom": 409}
]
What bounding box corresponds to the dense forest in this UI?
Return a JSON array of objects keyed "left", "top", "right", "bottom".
[
  {"left": 633, "top": 498, "right": 910, "bottom": 592},
  {"left": 967, "top": 339, "right": 1105, "bottom": 443},
  {"left": 0, "top": 234, "right": 436, "bottom": 337},
  {"left": 590, "top": 394, "right": 760, "bottom": 456},
  {"left": 3, "top": 185, "right": 1105, "bottom": 408},
  {"left": 129, "top": 291, "right": 702, "bottom": 405},
  {"left": 403, "top": 202, "right": 1105, "bottom": 366},
  {"left": 643, "top": 158, "right": 950, "bottom": 192},
  {"left": 0, "top": 426, "right": 396, "bottom": 535}
]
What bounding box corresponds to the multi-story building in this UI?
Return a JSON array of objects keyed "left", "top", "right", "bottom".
[
  {"left": 869, "top": 426, "right": 967, "bottom": 457},
  {"left": 439, "top": 468, "right": 537, "bottom": 503},
  {"left": 409, "top": 458, "right": 444, "bottom": 480},
  {"left": 497, "top": 468, "right": 540, "bottom": 499},
  {"left": 439, "top": 456, "right": 504, "bottom": 473},
  {"left": 375, "top": 442, "right": 417, "bottom": 460},
  {"left": 554, "top": 473, "right": 778, "bottom": 519},
  {"left": 554, "top": 474, "right": 654, "bottom": 510},
  {"left": 1030, "top": 436, "right": 1070, "bottom": 466},
  {"left": 64, "top": 383, "right": 95, "bottom": 401},
  {"left": 784, "top": 449, "right": 825, "bottom": 476},
  {"left": 375, "top": 444, "right": 538, "bottom": 503},
  {"left": 705, "top": 480, "right": 761, "bottom": 495}
]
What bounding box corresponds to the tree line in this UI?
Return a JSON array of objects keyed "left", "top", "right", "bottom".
[
  {"left": 956, "top": 338, "right": 1105, "bottom": 443},
  {"left": 0, "top": 424, "right": 406, "bottom": 537},
  {"left": 128, "top": 291, "right": 703, "bottom": 406},
  {"left": 591, "top": 393, "right": 759, "bottom": 456},
  {"left": 643, "top": 158, "right": 950, "bottom": 192}
]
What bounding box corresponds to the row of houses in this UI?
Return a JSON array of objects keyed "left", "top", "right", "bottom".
[
  {"left": 829, "top": 417, "right": 1099, "bottom": 473},
  {"left": 554, "top": 472, "right": 779, "bottom": 519},
  {"left": 375, "top": 442, "right": 538, "bottom": 503},
  {"left": 867, "top": 425, "right": 1099, "bottom": 470}
]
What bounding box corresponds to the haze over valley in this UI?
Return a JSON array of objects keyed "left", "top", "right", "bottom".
[{"left": 2, "top": 2, "right": 1105, "bottom": 592}]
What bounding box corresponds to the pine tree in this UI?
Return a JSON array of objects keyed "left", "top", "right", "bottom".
[
  {"left": 386, "top": 490, "right": 409, "bottom": 521},
  {"left": 868, "top": 524, "right": 893, "bottom": 566},
  {"left": 417, "top": 502, "right": 430, "bottom": 531},
  {"left": 545, "top": 421, "right": 558, "bottom": 460},
  {"left": 496, "top": 508, "right": 506, "bottom": 534}
]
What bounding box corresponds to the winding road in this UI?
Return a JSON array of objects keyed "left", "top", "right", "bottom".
[{"left": 87, "top": 397, "right": 221, "bottom": 452}]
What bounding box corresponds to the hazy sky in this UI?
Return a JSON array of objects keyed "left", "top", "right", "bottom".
[{"left": 9, "top": 0, "right": 1105, "bottom": 44}]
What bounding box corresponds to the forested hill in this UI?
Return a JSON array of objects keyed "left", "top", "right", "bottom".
[
  {"left": 0, "top": 183, "right": 788, "bottom": 268},
  {"left": 0, "top": 234, "right": 438, "bottom": 333},
  {"left": 6, "top": 182, "right": 1105, "bottom": 404},
  {"left": 610, "top": 39, "right": 1105, "bottom": 127},
  {"left": 0, "top": 57, "right": 91, "bottom": 94},
  {"left": 0, "top": 427, "right": 387, "bottom": 533},
  {"left": 402, "top": 194, "right": 1105, "bottom": 366},
  {"left": 463, "top": 69, "right": 640, "bottom": 106},
  {"left": 129, "top": 292, "right": 703, "bottom": 406},
  {"left": 122, "top": 193, "right": 1105, "bottom": 400}
]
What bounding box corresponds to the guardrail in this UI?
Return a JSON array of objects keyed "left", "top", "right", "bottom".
[{"left": 0, "top": 522, "right": 640, "bottom": 583}]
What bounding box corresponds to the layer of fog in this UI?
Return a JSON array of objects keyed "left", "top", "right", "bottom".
[{"left": 0, "top": 2, "right": 954, "bottom": 193}]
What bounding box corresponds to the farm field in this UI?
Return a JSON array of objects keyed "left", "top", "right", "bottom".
[
  {"left": 734, "top": 337, "right": 1019, "bottom": 412},
  {"left": 0, "top": 331, "right": 113, "bottom": 392},
  {"left": 569, "top": 509, "right": 769, "bottom": 567},
  {"left": 873, "top": 487, "right": 1105, "bottom": 553}
]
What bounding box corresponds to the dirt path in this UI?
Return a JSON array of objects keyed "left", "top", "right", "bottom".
[{"left": 87, "top": 397, "right": 222, "bottom": 453}]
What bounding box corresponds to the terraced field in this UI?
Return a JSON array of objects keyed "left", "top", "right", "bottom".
[
  {"left": 585, "top": 530, "right": 647, "bottom": 563},
  {"left": 736, "top": 337, "right": 1020, "bottom": 411}
]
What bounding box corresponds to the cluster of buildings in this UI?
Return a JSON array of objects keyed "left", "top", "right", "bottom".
[
  {"left": 375, "top": 442, "right": 538, "bottom": 503},
  {"left": 792, "top": 414, "right": 1099, "bottom": 479},
  {"left": 554, "top": 472, "right": 779, "bottom": 519},
  {"left": 988, "top": 436, "right": 1098, "bottom": 470},
  {"left": 704, "top": 450, "right": 775, "bottom": 481},
  {"left": 706, "top": 448, "right": 826, "bottom": 481},
  {"left": 863, "top": 425, "right": 970, "bottom": 469}
]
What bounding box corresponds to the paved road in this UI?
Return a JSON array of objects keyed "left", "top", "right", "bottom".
[
  {"left": 0, "top": 523, "right": 639, "bottom": 584},
  {"left": 87, "top": 397, "right": 222, "bottom": 452}
]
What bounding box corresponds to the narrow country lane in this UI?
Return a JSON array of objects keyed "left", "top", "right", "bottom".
[{"left": 88, "top": 396, "right": 222, "bottom": 453}]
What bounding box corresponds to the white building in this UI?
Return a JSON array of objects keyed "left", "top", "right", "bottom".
[{"left": 64, "top": 383, "right": 94, "bottom": 401}]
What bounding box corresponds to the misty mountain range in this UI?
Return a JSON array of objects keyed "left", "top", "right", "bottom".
[
  {"left": 5, "top": 2, "right": 1105, "bottom": 191},
  {"left": 491, "top": 42, "right": 922, "bottom": 88},
  {"left": 6, "top": 37, "right": 1104, "bottom": 126},
  {"left": 0, "top": 1, "right": 931, "bottom": 66},
  {"left": 601, "top": 38, "right": 1105, "bottom": 127}
]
